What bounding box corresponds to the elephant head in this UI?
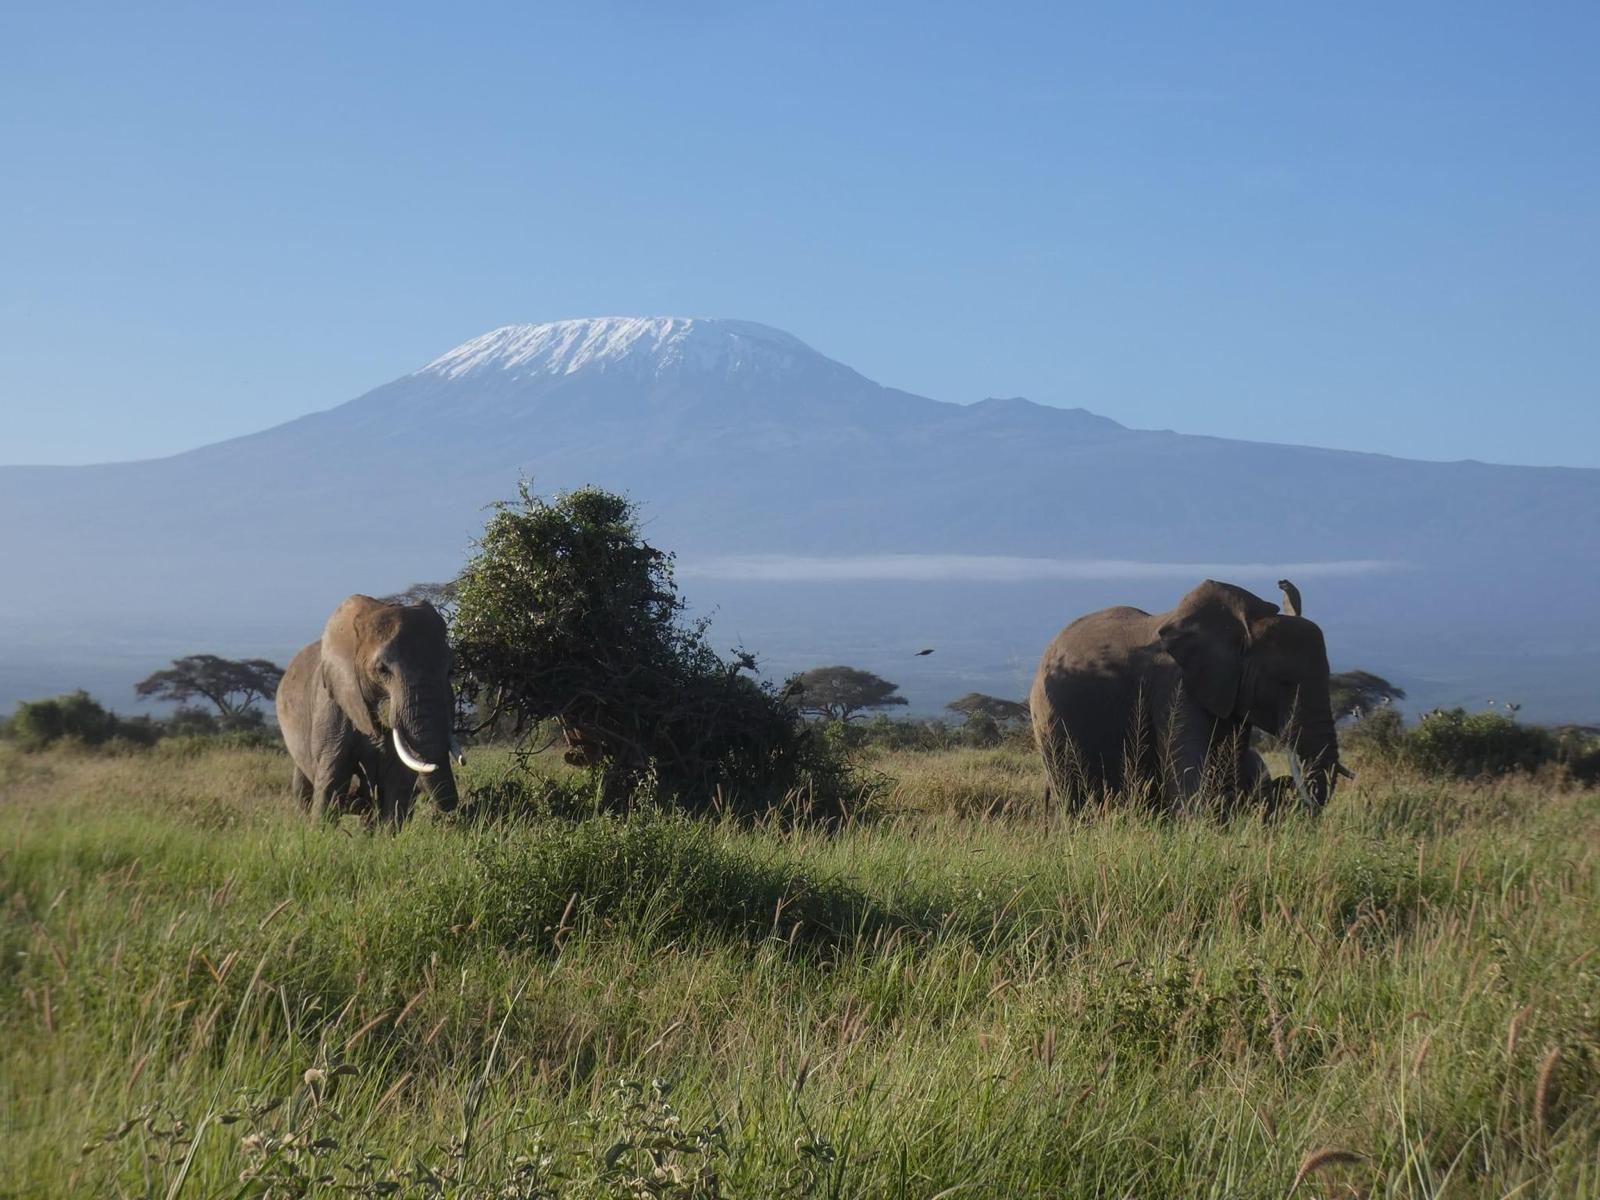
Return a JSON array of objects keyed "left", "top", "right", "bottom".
[
  {"left": 320, "top": 595, "right": 461, "bottom": 813},
  {"left": 1157, "top": 580, "right": 1342, "bottom": 809}
]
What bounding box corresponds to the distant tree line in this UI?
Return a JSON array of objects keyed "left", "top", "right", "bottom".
[
  {"left": 2, "top": 655, "right": 285, "bottom": 750},
  {"left": 6, "top": 490, "right": 1596, "bottom": 795}
]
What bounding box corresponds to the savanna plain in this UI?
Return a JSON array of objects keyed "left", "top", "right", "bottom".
[{"left": 2, "top": 741, "right": 1596, "bottom": 1198}]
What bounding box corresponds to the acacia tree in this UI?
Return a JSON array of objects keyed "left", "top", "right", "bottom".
[
  {"left": 790, "top": 667, "right": 908, "bottom": 722},
  {"left": 451, "top": 482, "right": 857, "bottom": 813},
  {"left": 134, "top": 655, "right": 284, "bottom": 725},
  {"left": 945, "top": 693, "right": 1030, "bottom": 726},
  {"left": 1328, "top": 670, "right": 1406, "bottom": 721}
]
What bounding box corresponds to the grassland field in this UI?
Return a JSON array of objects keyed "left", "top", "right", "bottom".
[{"left": 1, "top": 739, "right": 1596, "bottom": 1198}]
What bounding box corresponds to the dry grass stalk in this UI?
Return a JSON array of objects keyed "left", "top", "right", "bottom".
[
  {"left": 1289, "top": 1148, "right": 1364, "bottom": 1193},
  {"left": 1262, "top": 980, "right": 1289, "bottom": 1069},
  {"left": 1533, "top": 1044, "right": 1561, "bottom": 1145},
  {"left": 344, "top": 1010, "right": 391, "bottom": 1052},
  {"left": 257, "top": 897, "right": 293, "bottom": 930},
  {"left": 1505, "top": 1004, "right": 1533, "bottom": 1057},
  {"left": 372, "top": 1071, "right": 413, "bottom": 1118},
  {"left": 393, "top": 985, "right": 429, "bottom": 1029},
  {"left": 124, "top": 1051, "right": 151, "bottom": 1094},
  {"left": 1410, "top": 1033, "right": 1432, "bottom": 1075},
  {"left": 642, "top": 1018, "right": 685, "bottom": 1059}
]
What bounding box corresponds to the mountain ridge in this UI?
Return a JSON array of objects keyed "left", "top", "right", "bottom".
[{"left": 2, "top": 316, "right": 1597, "bottom": 720}]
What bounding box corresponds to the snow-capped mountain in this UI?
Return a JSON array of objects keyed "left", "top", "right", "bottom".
[
  {"left": 418, "top": 318, "right": 847, "bottom": 384},
  {"left": 2, "top": 317, "right": 1597, "bottom": 719}
]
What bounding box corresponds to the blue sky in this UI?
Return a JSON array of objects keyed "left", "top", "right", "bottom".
[{"left": 3, "top": 1, "right": 1596, "bottom": 466}]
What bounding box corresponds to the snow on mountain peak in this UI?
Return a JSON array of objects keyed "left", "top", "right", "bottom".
[{"left": 416, "top": 317, "right": 834, "bottom": 382}]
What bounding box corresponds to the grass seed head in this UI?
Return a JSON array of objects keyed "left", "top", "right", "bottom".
[{"left": 1290, "top": 1148, "right": 1364, "bottom": 1193}]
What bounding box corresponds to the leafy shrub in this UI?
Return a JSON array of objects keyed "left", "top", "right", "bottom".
[
  {"left": 4, "top": 690, "right": 154, "bottom": 750},
  {"left": 453, "top": 483, "right": 876, "bottom": 819},
  {"left": 4, "top": 691, "right": 280, "bottom": 754},
  {"left": 164, "top": 705, "right": 221, "bottom": 736},
  {"left": 1343, "top": 706, "right": 1597, "bottom": 784},
  {"left": 1407, "top": 707, "right": 1554, "bottom": 778},
  {"left": 961, "top": 711, "right": 1004, "bottom": 748},
  {"left": 1553, "top": 727, "right": 1600, "bottom": 785},
  {"left": 835, "top": 716, "right": 956, "bottom": 752},
  {"left": 1340, "top": 705, "right": 1407, "bottom": 759}
]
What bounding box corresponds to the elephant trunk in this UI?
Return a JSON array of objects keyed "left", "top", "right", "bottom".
[
  {"left": 392, "top": 687, "right": 460, "bottom": 812},
  {"left": 419, "top": 762, "right": 459, "bottom": 813},
  {"left": 1287, "top": 717, "right": 1341, "bottom": 811}
]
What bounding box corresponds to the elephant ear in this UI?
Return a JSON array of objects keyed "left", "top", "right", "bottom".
[
  {"left": 319, "top": 595, "right": 382, "bottom": 740},
  {"left": 1157, "top": 581, "right": 1275, "bottom": 720}
]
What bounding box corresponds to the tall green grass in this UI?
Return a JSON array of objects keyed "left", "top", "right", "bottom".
[{"left": 1, "top": 741, "right": 1596, "bottom": 1197}]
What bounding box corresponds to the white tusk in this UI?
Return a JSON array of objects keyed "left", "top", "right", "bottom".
[
  {"left": 1286, "top": 749, "right": 1314, "bottom": 810},
  {"left": 392, "top": 728, "right": 437, "bottom": 774},
  {"left": 450, "top": 733, "right": 465, "bottom": 767}
]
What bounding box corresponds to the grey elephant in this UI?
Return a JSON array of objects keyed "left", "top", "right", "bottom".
[
  {"left": 1029, "top": 579, "right": 1345, "bottom": 813},
  {"left": 275, "top": 594, "right": 462, "bottom": 829}
]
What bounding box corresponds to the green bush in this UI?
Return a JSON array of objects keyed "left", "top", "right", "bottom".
[
  {"left": 1407, "top": 707, "right": 1554, "bottom": 778},
  {"left": 3, "top": 692, "right": 278, "bottom": 754},
  {"left": 837, "top": 715, "right": 959, "bottom": 752},
  {"left": 163, "top": 706, "right": 222, "bottom": 736},
  {"left": 1341, "top": 705, "right": 1407, "bottom": 759},
  {"left": 5, "top": 691, "right": 132, "bottom": 750},
  {"left": 961, "top": 711, "right": 1003, "bottom": 748},
  {"left": 453, "top": 483, "right": 877, "bottom": 819},
  {"left": 1554, "top": 727, "right": 1600, "bottom": 785}
]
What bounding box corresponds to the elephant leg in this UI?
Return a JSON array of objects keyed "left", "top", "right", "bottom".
[
  {"left": 1160, "top": 697, "right": 1243, "bottom": 814},
  {"left": 303, "top": 686, "right": 359, "bottom": 823},
  {"left": 311, "top": 753, "right": 359, "bottom": 824},
  {"left": 1163, "top": 724, "right": 1213, "bottom": 813},
  {"left": 291, "top": 766, "right": 313, "bottom": 812},
  {"left": 1039, "top": 725, "right": 1094, "bottom": 814},
  {"left": 349, "top": 766, "right": 377, "bottom": 830}
]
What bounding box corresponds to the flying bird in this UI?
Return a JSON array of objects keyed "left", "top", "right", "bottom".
[{"left": 915, "top": 648, "right": 935, "bottom": 656}]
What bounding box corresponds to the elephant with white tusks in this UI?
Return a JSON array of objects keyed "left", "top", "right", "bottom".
[
  {"left": 276, "top": 595, "right": 464, "bottom": 830},
  {"left": 1030, "top": 579, "right": 1349, "bottom": 815}
]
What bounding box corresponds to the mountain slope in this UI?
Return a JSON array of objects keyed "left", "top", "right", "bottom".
[{"left": 3, "top": 317, "right": 1596, "bottom": 719}]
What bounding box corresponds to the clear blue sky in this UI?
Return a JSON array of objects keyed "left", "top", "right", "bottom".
[{"left": 3, "top": 1, "right": 1596, "bottom": 466}]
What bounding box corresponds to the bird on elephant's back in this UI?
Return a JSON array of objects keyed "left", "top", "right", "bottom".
[
  {"left": 1029, "top": 578, "right": 1347, "bottom": 814},
  {"left": 275, "top": 594, "right": 465, "bottom": 831}
]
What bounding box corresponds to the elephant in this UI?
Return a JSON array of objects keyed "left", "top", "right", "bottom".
[
  {"left": 275, "top": 594, "right": 463, "bottom": 829},
  {"left": 1029, "top": 579, "right": 1346, "bottom": 814}
]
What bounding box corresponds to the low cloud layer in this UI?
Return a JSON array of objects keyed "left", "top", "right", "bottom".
[{"left": 679, "top": 555, "right": 1401, "bottom": 583}]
